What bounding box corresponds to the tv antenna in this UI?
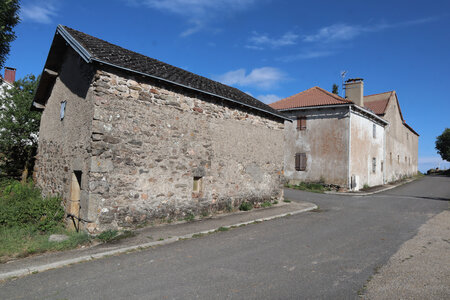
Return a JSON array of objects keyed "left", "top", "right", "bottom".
[{"left": 341, "top": 70, "right": 347, "bottom": 91}]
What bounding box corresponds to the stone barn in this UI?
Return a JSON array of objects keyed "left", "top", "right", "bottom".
[{"left": 32, "top": 25, "right": 287, "bottom": 232}]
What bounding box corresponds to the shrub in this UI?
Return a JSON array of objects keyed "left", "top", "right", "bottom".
[
  {"left": 96, "top": 229, "right": 118, "bottom": 242},
  {"left": 0, "top": 181, "right": 64, "bottom": 232},
  {"left": 239, "top": 202, "right": 253, "bottom": 211}
]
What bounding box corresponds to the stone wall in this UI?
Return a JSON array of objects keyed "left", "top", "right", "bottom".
[
  {"left": 35, "top": 48, "right": 95, "bottom": 221},
  {"left": 87, "top": 66, "right": 284, "bottom": 231}
]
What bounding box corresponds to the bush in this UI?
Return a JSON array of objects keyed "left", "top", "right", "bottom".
[
  {"left": 97, "top": 230, "right": 118, "bottom": 242},
  {"left": 239, "top": 202, "right": 253, "bottom": 211},
  {"left": 0, "top": 181, "right": 64, "bottom": 232}
]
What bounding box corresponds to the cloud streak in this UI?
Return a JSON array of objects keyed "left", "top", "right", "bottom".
[
  {"left": 215, "top": 67, "right": 285, "bottom": 90},
  {"left": 276, "top": 16, "right": 438, "bottom": 62},
  {"left": 130, "top": 0, "right": 260, "bottom": 36},
  {"left": 21, "top": 2, "right": 58, "bottom": 24},
  {"left": 246, "top": 31, "right": 299, "bottom": 49}
]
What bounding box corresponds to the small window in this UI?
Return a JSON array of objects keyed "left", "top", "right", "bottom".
[
  {"left": 297, "top": 117, "right": 306, "bottom": 131},
  {"left": 193, "top": 176, "right": 202, "bottom": 193},
  {"left": 373, "top": 124, "right": 376, "bottom": 138},
  {"left": 295, "top": 153, "right": 307, "bottom": 171},
  {"left": 407, "top": 133, "right": 409, "bottom": 140},
  {"left": 381, "top": 161, "right": 384, "bottom": 172},
  {"left": 390, "top": 152, "right": 392, "bottom": 162},
  {"left": 405, "top": 156, "right": 407, "bottom": 163},
  {"left": 372, "top": 157, "right": 376, "bottom": 173},
  {"left": 397, "top": 155, "right": 400, "bottom": 163},
  {"left": 60, "top": 101, "right": 67, "bottom": 120}
]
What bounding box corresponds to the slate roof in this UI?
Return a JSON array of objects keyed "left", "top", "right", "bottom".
[
  {"left": 58, "top": 25, "right": 286, "bottom": 120},
  {"left": 269, "top": 86, "right": 352, "bottom": 110}
]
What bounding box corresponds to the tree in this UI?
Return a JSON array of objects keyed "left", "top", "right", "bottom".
[
  {"left": 435, "top": 128, "right": 450, "bottom": 162},
  {"left": 0, "top": 0, "right": 20, "bottom": 69},
  {"left": 332, "top": 83, "right": 339, "bottom": 95},
  {"left": 0, "top": 74, "right": 41, "bottom": 180}
]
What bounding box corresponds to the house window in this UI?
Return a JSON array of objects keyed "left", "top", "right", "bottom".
[
  {"left": 381, "top": 161, "right": 384, "bottom": 172},
  {"left": 193, "top": 177, "right": 202, "bottom": 193},
  {"left": 373, "top": 124, "right": 376, "bottom": 138},
  {"left": 372, "top": 157, "right": 376, "bottom": 173},
  {"left": 297, "top": 117, "right": 306, "bottom": 131},
  {"left": 295, "top": 153, "right": 307, "bottom": 171},
  {"left": 390, "top": 152, "right": 392, "bottom": 162},
  {"left": 60, "top": 101, "right": 67, "bottom": 120},
  {"left": 405, "top": 156, "right": 407, "bottom": 163},
  {"left": 397, "top": 155, "right": 400, "bottom": 163}
]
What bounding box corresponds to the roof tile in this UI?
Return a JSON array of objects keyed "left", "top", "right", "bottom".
[
  {"left": 269, "top": 86, "right": 352, "bottom": 110},
  {"left": 62, "top": 26, "right": 285, "bottom": 120}
]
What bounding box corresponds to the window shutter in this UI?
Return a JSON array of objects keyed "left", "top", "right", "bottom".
[
  {"left": 297, "top": 117, "right": 307, "bottom": 130},
  {"left": 300, "top": 153, "right": 307, "bottom": 171},
  {"left": 300, "top": 118, "right": 306, "bottom": 130},
  {"left": 295, "top": 153, "right": 300, "bottom": 171}
]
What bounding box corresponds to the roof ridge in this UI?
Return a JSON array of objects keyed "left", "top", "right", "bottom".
[
  {"left": 314, "top": 86, "right": 351, "bottom": 103},
  {"left": 364, "top": 90, "right": 394, "bottom": 97}
]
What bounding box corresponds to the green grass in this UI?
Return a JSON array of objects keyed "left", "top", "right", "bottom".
[
  {"left": 260, "top": 201, "right": 272, "bottom": 208},
  {"left": 0, "top": 180, "right": 90, "bottom": 263},
  {"left": 283, "top": 199, "right": 291, "bottom": 203},
  {"left": 0, "top": 226, "right": 90, "bottom": 263},
  {"left": 286, "top": 182, "right": 330, "bottom": 193}
]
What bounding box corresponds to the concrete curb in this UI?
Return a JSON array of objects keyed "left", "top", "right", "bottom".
[
  {"left": 324, "top": 178, "right": 417, "bottom": 196},
  {"left": 0, "top": 204, "right": 317, "bottom": 281}
]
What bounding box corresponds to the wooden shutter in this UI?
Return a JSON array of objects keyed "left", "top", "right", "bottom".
[
  {"left": 295, "top": 153, "right": 307, "bottom": 171},
  {"left": 300, "top": 153, "right": 307, "bottom": 171},
  {"left": 297, "top": 117, "right": 306, "bottom": 130}
]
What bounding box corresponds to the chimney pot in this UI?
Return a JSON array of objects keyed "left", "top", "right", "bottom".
[{"left": 4, "top": 67, "right": 16, "bottom": 84}]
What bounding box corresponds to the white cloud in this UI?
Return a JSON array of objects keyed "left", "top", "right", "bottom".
[
  {"left": 303, "top": 23, "right": 361, "bottom": 43},
  {"left": 247, "top": 31, "right": 298, "bottom": 49},
  {"left": 131, "top": 0, "right": 260, "bottom": 36},
  {"left": 257, "top": 94, "right": 281, "bottom": 104},
  {"left": 278, "top": 50, "right": 333, "bottom": 62},
  {"left": 303, "top": 17, "right": 438, "bottom": 44},
  {"left": 216, "top": 67, "right": 285, "bottom": 90},
  {"left": 21, "top": 2, "right": 58, "bottom": 24}
]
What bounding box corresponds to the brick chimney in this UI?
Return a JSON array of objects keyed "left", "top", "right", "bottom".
[
  {"left": 344, "top": 78, "right": 364, "bottom": 107},
  {"left": 4, "top": 67, "right": 16, "bottom": 84}
]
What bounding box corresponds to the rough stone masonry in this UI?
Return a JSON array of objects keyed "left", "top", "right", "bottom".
[{"left": 35, "top": 49, "right": 285, "bottom": 232}]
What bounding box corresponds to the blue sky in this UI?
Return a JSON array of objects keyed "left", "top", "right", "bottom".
[{"left": 6, "top": 0, "right": 450, "bottom": 171}]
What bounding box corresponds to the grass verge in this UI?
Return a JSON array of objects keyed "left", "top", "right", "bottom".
[{"left": 285, "top": 182, "right": 331, "bottom": 193}]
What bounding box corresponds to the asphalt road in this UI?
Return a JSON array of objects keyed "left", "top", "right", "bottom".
[{"left": 1, "top": 175, "right": 449, "bottom": 299}]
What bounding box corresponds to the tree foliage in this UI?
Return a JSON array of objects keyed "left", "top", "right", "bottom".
[
  {"left": 0, "top": 74, "right": 41, "bottom": 179},
  {"left": 332, "top": 83, "right": 339, "bottom": 95},
  {"left": 435, "top": 128, "right": 450, "bottom": 162},
  {"left": 0, "top": 0, "right": 20, "bottom": 69}
]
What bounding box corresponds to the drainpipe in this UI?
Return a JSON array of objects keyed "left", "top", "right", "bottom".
[{"left": 348, "top": 105, "right": 352, "bottom": 190}]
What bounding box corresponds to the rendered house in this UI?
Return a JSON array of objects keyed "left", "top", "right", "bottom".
[
  {"left": 32, "top": 25, "right": 288, "bottom": 232},
  {"left": 363, "top": 89, "right": 419, "bottom": 182},
  {"left": 270, "top": 85, "right": 388, "bottom": 191},
  {"left": 270, "top": 79, "right": 418, "bottom": 190}
]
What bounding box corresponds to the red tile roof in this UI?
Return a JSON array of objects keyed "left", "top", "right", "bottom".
[
  {"left": 269, "top": 86, "right": 352, "bottom": 110},
  {"left": 363, "top": 91, "right": 392, "bottom": 115}
]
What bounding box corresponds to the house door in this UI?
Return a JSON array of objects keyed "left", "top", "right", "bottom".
[{"left": 68, "top": 171, "right": 82, "bottom": 230}]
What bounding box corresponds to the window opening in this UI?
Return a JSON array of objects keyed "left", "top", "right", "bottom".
[
  {"left": 297, "top": 117, "right": 306, "bottom": 131},
  {"left": 60, "top": 101, "right": 67, "bottom": 120},
  {"left": 372, "top": 158, "right": 376, "bottom": 173},
  {"left": 295, "top": 153, "right": 307, "bottom": 171},
  {"left": 193, "top": 176, "right": 202, "bottom": 193}
]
